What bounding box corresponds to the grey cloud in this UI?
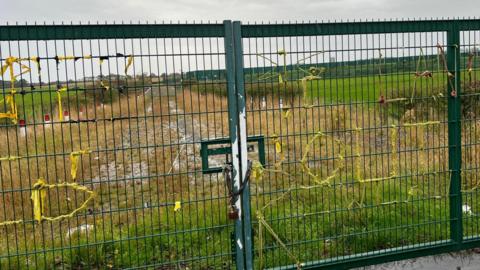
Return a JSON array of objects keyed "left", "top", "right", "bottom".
[{"left": 2, "top": 0, "right": 480, "bottom": 24}]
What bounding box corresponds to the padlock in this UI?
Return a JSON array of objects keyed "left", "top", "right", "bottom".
[
  {"left": 451, "top": 89, "right": 457, "bottom": 97},
  {"left": 228, "top": 206, "right": 239, "bottom": 220}
]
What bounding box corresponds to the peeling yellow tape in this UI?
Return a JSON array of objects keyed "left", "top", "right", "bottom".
[
  {"left": 70, "top": 149, "right": 92, "bottom": 181},
  {"left": 56, "top": 87, "right": 68, "bottom": 121},
  {"left": 174, "top": 201, "right": 181, "bottom": 212}
]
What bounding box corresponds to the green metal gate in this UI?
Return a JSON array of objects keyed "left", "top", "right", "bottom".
[
  {"left": 239, "top": 19, "right": 480, "bottom": 269},
  {"left": 2, "top": 19, "right": 480, "bottom": 270},
  {"left": 0, "top": 22, "right": 248, "bottom": 270}
]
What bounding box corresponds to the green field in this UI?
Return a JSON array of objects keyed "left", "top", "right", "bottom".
[{"left": 2, "top": 64, "right": 480, "bottom": 269}]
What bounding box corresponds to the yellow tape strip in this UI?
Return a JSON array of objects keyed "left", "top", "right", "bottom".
[
  {"left": 271, "top": 135, "right": 285, "bottom": 168},
  {"left": 0, "top": 113, "right": 17, "bottom": 122},
  {"left": 253, "top": 115, "right": 444, "bottom": 269},
  {"left": 41, "top": 183, "right": 95, "bottom": 222},
  {"left": 100, "top": 80, "right": 110, "bottom": 91},
  {"left": 1, "top": 176, "right": 95, "bottom": 226},
  {"left": 0, "top": 155, "right": 22, "bottom": 162},
  {"left": 174, "top": 201, "right": 181, "bottom": 212},
  {"left": 379, "top": 187, "right": 443, "bottom": 206},
  {"left": 251, "top": 161, "right": 265, "bottom": 182},
  {"left": 70, "top": 149, "right": 91, "bottom": 181},
  {"left": 275, "top": 140, "right": 282, "bottom": 154},
  {"left": 1, "top": 57, "right": 31, "bottom": 84},
  {"left": 354, "top": 126, "right": 399, "bottom": 179},
  {"left": 257, "top": 212, "right": 302, "bottom": 269},
  {"left": 1, "top": 153, "right": 96, "bottom": 226},
  {"left": 402, "top": 121, "right": 441, "bottom": 127},
  {"left": 354, "top": 127, "right": 363, "bottom": 181},
  {"left": 255, "top": 180, "right": 319, "bottom": 269},
  {"left": 56, "top": 87, "right": 68, "bottom": 121},
  {"left": 352, "top": 125, "right": 397, "bottom": 206},
  {"left": 0, "top": 56, "right": 36, "bottom": 124},
  {"left": 249, "top": 153, "right": 312, "bottom": 269},
  {"left": 256, "top": 50, "right": 288, "bottom": 84},
  {"left": 357, "top": 175, "right": 396, "bottom": 184},
  {"left": 258, "top": 214, "right": 264, "bottom": 270},
  {"left": 467, "top": 53, "right": 475, "bottom": 74},
  {"left": 0, "top": 219, "right": 24, "bottom": 226},
  {"left": 31, "top": 178, "right": 95, "bottom": 223},
  {"left": 300, "top": 75, "right": 321, "bottom": 108},
  {"left": 57, "top": 56, "right": 76, "bottom": 61},
  {"left": 300, "top": 131, "right": 345, "bottom": 186},
  {"left": 279, "top": 50, "right": 287, "bottom": 84},
  {"left": 31, "top": 178, "right": 47, "bottom": 222},
  {"left": 262, "top": 186, "right": 293, "bottom": 211},
  {"left": 0, "top": 90, "right": 18, "bottom": 123},
  {"left": 384, "top": 97, "right": 408, "bottom": 103},
  {"left": 390, "top": 125, "right": 398, "bottom": 176},
  {"left": 125, "top": 55, "right": 134, "bottom": 74}
]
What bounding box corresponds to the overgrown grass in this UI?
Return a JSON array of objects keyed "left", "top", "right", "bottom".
[{"left": 2, "top": 71, "right": 480, "bottom": 270}]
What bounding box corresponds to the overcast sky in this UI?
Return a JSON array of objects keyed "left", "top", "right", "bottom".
[
  {"left": 2, "top": 0, "right": 480, "bottom": 24},
  {"left": 2, "top": 0, "right": 480, "bottom": 83}
]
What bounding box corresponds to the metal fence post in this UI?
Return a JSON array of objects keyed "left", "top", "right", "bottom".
[
  {"left": 233, "top": 21, "right": 254, "bottom": 270},
  {"left": 447, "top": 23, "right": 463, "bottom": 244},
  {"left": 224, "top": 20, "right": 246, "bottom": 269}
]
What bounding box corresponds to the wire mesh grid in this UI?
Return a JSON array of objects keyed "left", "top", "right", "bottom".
[
  {"left": 243, "top": 30, "right": 454, "bottom": 268},
  {"left": 0, "top": 25, "right": 236, "bottom": 269},
  {"left": 460, "top": 29, "right": 480, "bottom": 240},
  {"left": 1, "top": 20, "right": 480, "bottom": 270}
]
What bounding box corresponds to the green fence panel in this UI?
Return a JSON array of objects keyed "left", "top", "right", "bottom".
[
  {"left": 0, "top": 21, "right": 243, "bottom": 270},
  {"left": 239, "top": 20, "right": 480, "bottom": 270},
  {"left": 1, "top": 19, "right": 480, "bottom": 270},
  {"left": 459, "top": 21, "right": 480, "bottom": 245}
]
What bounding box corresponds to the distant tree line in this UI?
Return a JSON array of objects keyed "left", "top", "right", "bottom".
[{"left": 0, "top": 78, "right": 30, "bottom": 88}]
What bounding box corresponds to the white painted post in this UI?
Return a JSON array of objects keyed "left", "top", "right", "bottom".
[
  {"left": 63, "top": 110, "right": 70, "bottom": 121},
  {"left": 18, "top": 119, "right": 26, "bottom": 137}
]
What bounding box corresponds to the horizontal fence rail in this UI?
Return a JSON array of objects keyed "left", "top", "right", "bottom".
[
  {"left": 0, "top": 19, "right": 480, "bottom": 270},
  {"left": 0, "top": 24, "right": 226, "bottom": 40}
]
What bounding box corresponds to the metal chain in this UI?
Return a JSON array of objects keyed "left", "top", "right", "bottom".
[{"left": 223, "top": 160, "right": 253, "bottom": 218}]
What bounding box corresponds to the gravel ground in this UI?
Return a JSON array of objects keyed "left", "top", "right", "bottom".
[{"left": 355, "top": 250, "right": 480, "bottom": 270}]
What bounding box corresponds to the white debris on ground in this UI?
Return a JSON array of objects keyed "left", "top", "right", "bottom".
[
  {"left": 91, "top": 97, "right": 157, "bottom": 186},
  {"left": 167, "top": 99, "right": 224, "bottom": 183},
  {"left": 65, "top": 224, "right": 94, "bottom": 239},
  {"left": 463, "top": 204, "right": 473, "bottom": 216},
  {"left": 88, "top": 89, "right": 229, "bottom": 214}
]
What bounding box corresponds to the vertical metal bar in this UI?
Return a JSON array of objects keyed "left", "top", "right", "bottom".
[
  {"left": 233, "top": 21, "right": 254, "bottom": 270},
  {"left": 224, "top": 20, "right": 246, "bottom": 269},
  {"left": 447, "top": 23, "right": 463, "bottom": 244}
]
